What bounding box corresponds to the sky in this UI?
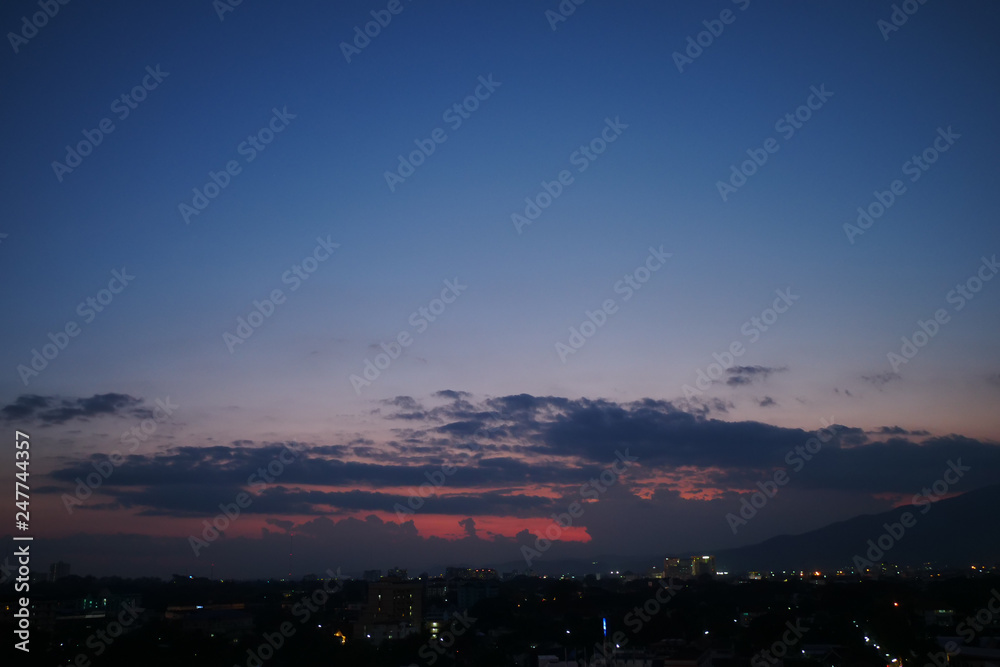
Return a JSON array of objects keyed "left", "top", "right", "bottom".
[{"left": 1, "top": 0, "right": 999, "bottom": 579}]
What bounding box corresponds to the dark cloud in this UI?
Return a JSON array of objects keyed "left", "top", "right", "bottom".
[
  {"left": 757, "top": 396, "right": 777, "bottom": 407},
  {"left": 266, "top": 518, "right": 294, "bottom": 531},
  {"left": 384, "top": 411, "right": 430, "bottom": 421},
  {"left": 873, "top": 426, "right": 930, "bottom": 436},
  {"left": 1, "top": 393, "right": 146, "bottom": 424},
  {"left": 726, "top": 365, "right": 787, "bottom": 386},
  {"left": 40, "top": 393, "right": 1000, "bottom": 522},
  {"left": 679, "top": 396, "right": 731, "bottom": 416},
  {"left": 381, "top": 396, "right": 422, "bottom": 410},
  {"left": 76, "top": 482, "right": 561, "bottom": 519},
  {"left": 538, "top": 400, "right": 817, "bottom": 468},
  {"left": 862, "top": 372, "right": 901, "bottom": 389},
  {"left": 1, "top": 394, "right": 50, "bottom": 420},
  {"left": 435, "top": 390, "right": 471, "bottom": 400},
  {"left": 44, "top": 441, "right": 605, "bottom": 498}
]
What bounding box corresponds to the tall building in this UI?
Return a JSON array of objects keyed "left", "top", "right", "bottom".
[
  {"left": 49, "top": 561, "right": 70, "bottom": 582},
  {"left": 664, "top": 555, "right": 716, "bottom": 579},
  {"left": 355, "top": 580, "right": 423, "bottom": 643},
  {"left": 664, "top": 557, "right": 692, "bottom": 580},
  {"left": 692, "top": 555, "right": 716, "bottom": 577}
]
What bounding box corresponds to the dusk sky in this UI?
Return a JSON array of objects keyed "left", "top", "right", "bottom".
[{"left": 2, "top": 0, "right": 999, "bottom": 579}]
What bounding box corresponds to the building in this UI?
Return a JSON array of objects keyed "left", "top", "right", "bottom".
[
  {"left": 49, "top": 561, "right": 71, "bottom": 582},
  {"left": 663, "top": 556, "right": 716, "bottom": 580},
  {"left": 446, "top": 566, "right": 498, "bottom": 581},
  {"left": 692, "top": 556, "right": 716, "bottom": 577},
  {"left": 664, "top": 557, "right": 693, "bottom": 580},
  {"left": 355, "top": 580, "right": 423, "bottom": 643},
  {"left": 456, "top": 580, "right": 499, "bottom": 612}
]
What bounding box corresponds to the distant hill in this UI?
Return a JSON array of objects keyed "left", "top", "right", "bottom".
[
  {"left": 483, "top": 484, "right": 1000, "bottom": 577},
  {"left": 713, "top": 483, "right": 1000, "bottom": 573}
]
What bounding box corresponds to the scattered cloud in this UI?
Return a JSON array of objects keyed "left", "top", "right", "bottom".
[
  {"left": 872, "top": 426, "right": 930, "bottom": 437},
  {"left": 459, "top": 517, "right": 477, "bottom": 538},
  {"left": 726, "top": 365, "right": 787, "bottom": 386},
  {"left": 1, "top": 393, "right": 148, "bottom": 424},
  {"left": 862, "top": 372, "right": 901, "bottom": 389}
]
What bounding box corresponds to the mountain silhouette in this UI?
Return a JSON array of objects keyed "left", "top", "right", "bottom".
[
  {"left": 485, "top": 484, "right": 1000, "bottom": 576},
  {"left": 714, "top": 482, "right": 1000, "bottom": 572}
]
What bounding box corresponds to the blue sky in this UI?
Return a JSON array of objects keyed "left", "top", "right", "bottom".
[{"left": 1, "top": 0, "right": 998, "bottom": 577}]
